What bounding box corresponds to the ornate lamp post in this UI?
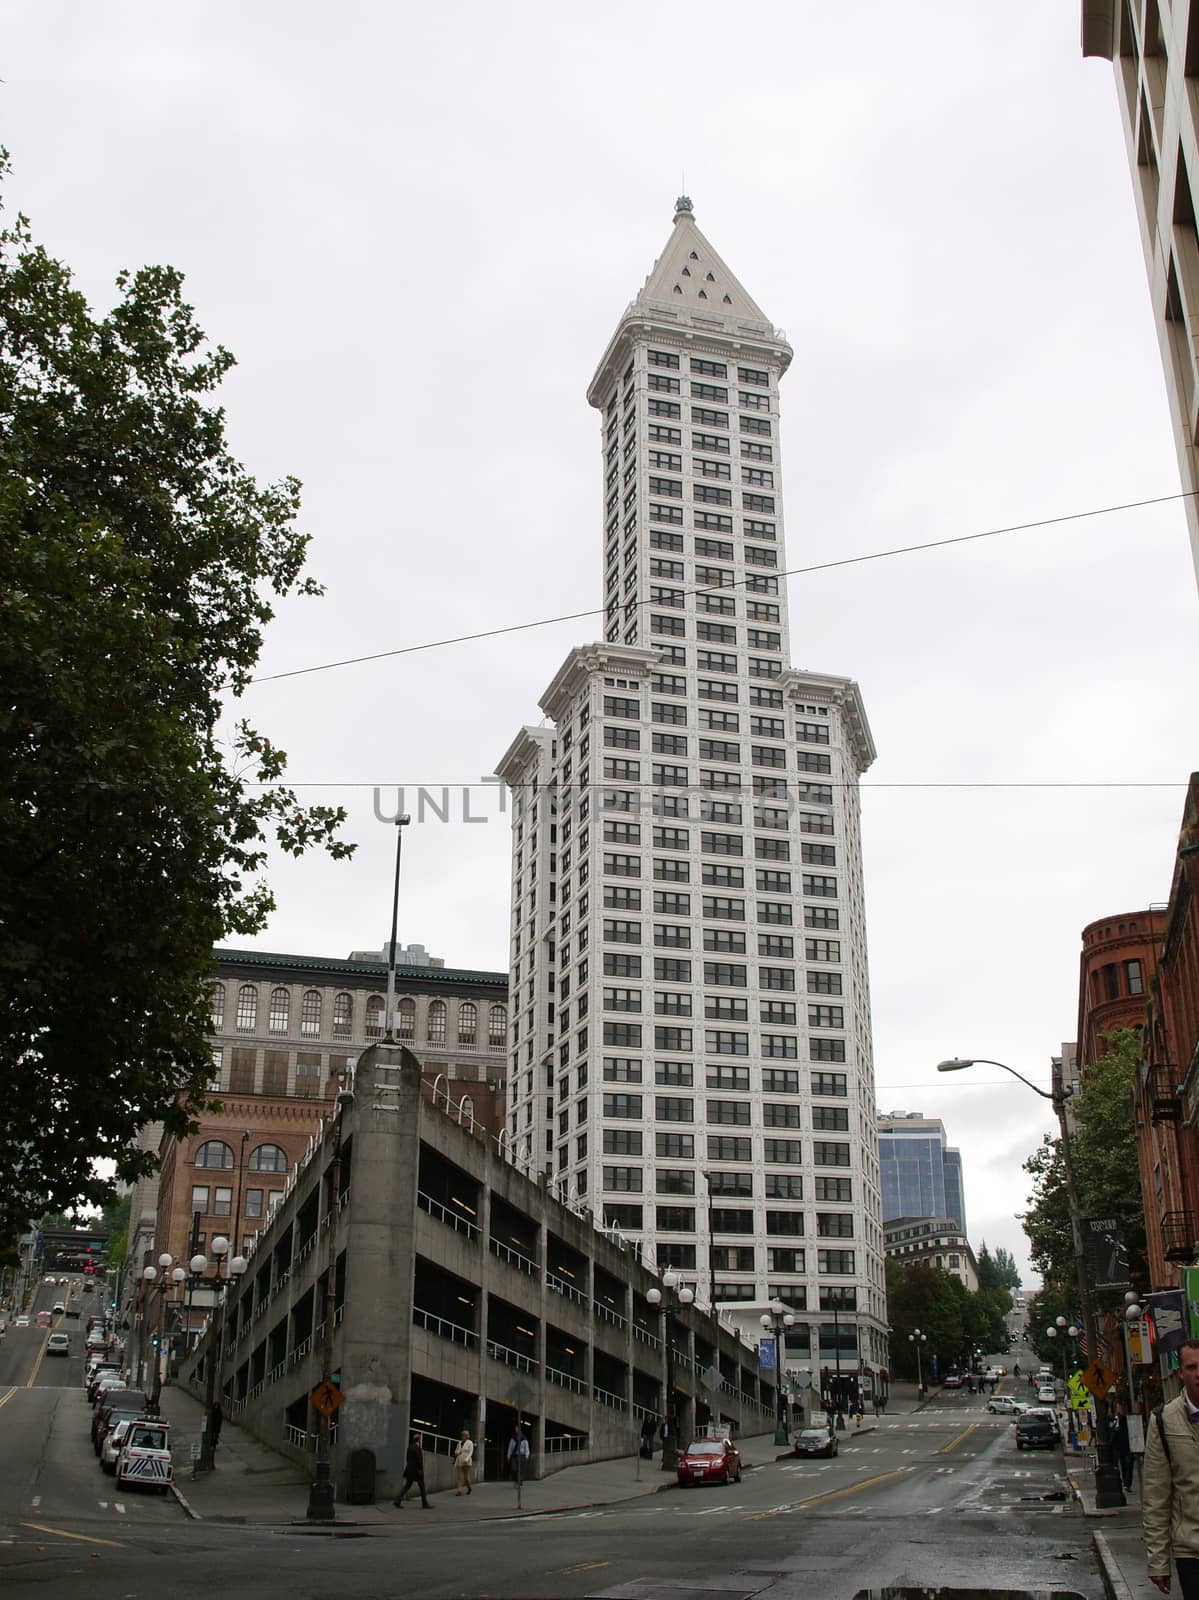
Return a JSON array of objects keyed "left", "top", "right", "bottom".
[
  {"left": 195, "top": 1235, "right": 248, "bottom": 1473},
  {"left": 938, "top": 1055, "right": 1126, "bottom": 1508},
  {"left": 909, "top": 1328, "right": 928, "bottom": 1397},
  {"left": 646, "top": 1268, "right": 693, "bottom": 1470},
  {"left": 760, "top": 1299, "right": 795, "bottom": 1446},
  {"left": 1046, "top": 1316, "right": 1079, "bottom": 1387}
]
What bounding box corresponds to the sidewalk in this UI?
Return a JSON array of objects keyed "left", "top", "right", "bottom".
[
  {"left": 1068, "top": 1462, "right": 1155, "bottom": 1600},
  {"left": 155, "top": 1384, "right": 784, "bottom": 1529}
]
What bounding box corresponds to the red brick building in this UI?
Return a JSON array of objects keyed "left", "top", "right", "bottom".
[{"left": 1141, "top": 777, "right": 1199, "bottom": 1286}]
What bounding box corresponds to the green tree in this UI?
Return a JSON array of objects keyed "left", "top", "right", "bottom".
[
  {"left": 1020, "top": 1030, "right": 1146, "bottom": 1304},
  {"left": 0, "top": 157, "right": 353, "bottom": 1240}
]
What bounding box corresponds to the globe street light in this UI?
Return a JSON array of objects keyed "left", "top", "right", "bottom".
[
  {"left": 196, "top": 1235, "right": 248, "bottom": 1473},
  {"left": 938, "top": 1056, "right": 1125, "bottom": 1508},
  {"left": 909, "top": 1328, "right": 928, "bottom": 1398},
  {"left": 647, "top": 1268, "right": 694, "bottom": 1470},
  {"left": 760, "top": 1298, "right": 796, "bottom": 1446}
]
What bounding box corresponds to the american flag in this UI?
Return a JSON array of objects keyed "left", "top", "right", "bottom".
[{"left": 1072, "top": 1319, "right": 1089, "bottom": 1359}]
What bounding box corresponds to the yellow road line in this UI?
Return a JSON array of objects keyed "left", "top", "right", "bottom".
[
  {"left": 558, "top": 1562, "right": 609, "bottom": 1575},
  {"left": 0, "top": 1386, "right": 17, "bottom": 1411},
  {"left": 748, "top": 1466, "right": 910, "bottom": 1518},
  {"left": 26, "top": 1336, "right": 49, "bottom": 1388},
  {"left": 940, "top": 1424, "right": 977, "bottom": 1454},
  {"left": 21, "top": 1522, "right": 124, "bottom": 1549}
]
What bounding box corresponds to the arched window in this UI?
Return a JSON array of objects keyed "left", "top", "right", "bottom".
[
  {"left": 195, "top": 1139, "right": 235, "bottom": 1170},
  {"left": 210, "top": 982, "right": 226, "bottom": 1031},
  {"left": 488, "top": 1004, "right": 508, "bottom": 1048},
  {"left": 397, "top": 998, "right": 415, "bottom": 1040},
  {"left": 332, "top": 992, "right": 353, "bottom": 1038},
  {"left": 248, "top": 1143, "right": 289, "bottom": 1174},
  {"left": 428, "top": 1000, "right": 447, "bottom": 1044},
  {"left": 300, "top": 990, "right": 321, "bottom": 1037},
  {"left": 268, "top": 987, "right": 290, "bottom": 1034},
  {"left": 365, "top": 995, "right": 385, "bottom": 1039},
  {"left": 458, "top": 1001, "right": 477, "bottom": 1046},
  {"left": 236, "top": 985, "right": 258, "bottom": 1032}
]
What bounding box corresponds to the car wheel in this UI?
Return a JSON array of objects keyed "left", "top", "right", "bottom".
[{"left": 734, "top": 1464, "right": 742, "bottom": 1483}]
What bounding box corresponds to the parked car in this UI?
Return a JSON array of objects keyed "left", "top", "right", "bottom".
[
  {"left": 93, "top": 1391, "right": 148, "bottom": 1454},
  {"left": 942, "top": 1374, "right": 963, "bottom": 1389},
  {"left": 1036, "top": 1385, "right": 1057, "bottom": 1403},
  {"left": 46, "top": 1332, "right": 70, "bottom": 1357},
  {"left": 986, "top": 1395, "right": 1029, "bottom": 1415},
  {"left": 115, "top": 1418, "right": 173, "bottom": 1494},
  {"left": 14, "top": 1315, "right": 30, "bottom": 1328},
  {"left": 1014, "top": 1415, "right": 1058, "bottom": 1451},
  {"left": 794, "top": 1426, "right": 838, "bottom": 1458},
  {"left": 100, "top": 1418, "right": 133, "bottom": 1474},
  {"left": 676, "top": 1437, "right": 742, "bottom": 1486}
]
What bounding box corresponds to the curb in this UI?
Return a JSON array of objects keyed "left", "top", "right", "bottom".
[
  {"left": 171, "top": 1481, "right": 201, "bottom": 1521},
  {"left": 1093, "top": 1533, "right": 1136, "bottom": 1600}
]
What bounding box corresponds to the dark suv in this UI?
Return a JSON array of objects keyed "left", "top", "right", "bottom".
[
  {"left": 1014, "top": 1414, "right": 1057, "bottom": 1451},
  {"left": 93, "top": 1390, "right": 148, "bottom": 1454}
]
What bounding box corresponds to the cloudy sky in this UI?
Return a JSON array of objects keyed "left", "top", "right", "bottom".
[{"left": 10, "top": 2, "right": 1196, "bottom": 1282}]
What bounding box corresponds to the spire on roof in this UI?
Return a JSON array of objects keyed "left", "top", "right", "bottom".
[
  {"left": 636, "top": 199, "right": 769, "bottom": 324},
  {"left": 673, "top": 194, "right": 694, "bottom": 223}
]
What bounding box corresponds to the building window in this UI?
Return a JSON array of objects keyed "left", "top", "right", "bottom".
[
  {"left": 365, "top": 995, "right": 385, "bottom": 1039},
  {"left": 296, "top": 1053, "right": 321, "bottom": 1098},
  {"left": 458, "top": 1001, "right": 478, "bottom": 1046},
  {"left": 392, "top": 997, "right": 414, "bottom": 1040},
  {"left": 331, "top": 992, "right": 353, "bottom": 1038},
  {"left": 210, "top": 982, "right": 225, "bottom": 1031},
  {"left": 248, "top": 1143, "right": 289, "bottom": 1174},
  {"left": 299, "top": 990, "right": 321, "bottom": 1037},
  {"left": 489, "top": 1005, "right": 508, "bottom": 1047},
  {"left": 190, "top": 1186, "right": 209, "bottom": 1214},
  {"left": 244, "top": 1188, "right": 264, "bottom": 1219},
  {"left": 1126, "top": 960, "right": 1144, "bottom": 995},
  {"left": 263, "top": 1050, "right": 288, "bottom": 1095},
  {"left": 235, "top": 985, "right": 258, "bottom": 1032},
  {"left": 195, "top": 1140, "right": 234, "bottom": 1171},
  {"left": 212, "top": 1186, "right": 233, "bottom": 1217},
  {"left": 268, "top": 987, "right": 290, "bottom": 1034}
]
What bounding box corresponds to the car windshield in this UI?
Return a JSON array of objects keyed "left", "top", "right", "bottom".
[
  {"left": 686, "top": 1441, "right": 725, "bottom": 1456},
  {"left": 800, "top": 1430, "right": 827, "bottom": 1440}
]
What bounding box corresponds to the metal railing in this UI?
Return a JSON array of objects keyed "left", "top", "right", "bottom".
[
  {"left": 593, "top": 1384, "right": 627, "bottom": 1411},
  {"left": 632, "top": 1324, "right": 661, "bottom": 1350},
  {"left": 413, "top": 1306, "right": 477, "bottom": 1349},
  {"left": 289, "top": 1335, "right": 313, "bottom": 1366},
  {"left": 490, "top": 1238, "right": 539, "bottom": 1278},
  {"left": 546, "top": 1365, "right": 586, "bottom": 1394},
  {"left": 417, "top": 1190, "right": 480, "bottom": 1241},
  {"left": 593, "top": 1300, "right": 626, "bottom": 1328},
  {"left": 487, "top": 1339, "right": 536, "bottom": 1373},
  {"left": 544, "top": 1434, "right": 589, "bottom": 1453},
  {"left": 546, "top": 1271, "right": 585, "bottom": 1305}
]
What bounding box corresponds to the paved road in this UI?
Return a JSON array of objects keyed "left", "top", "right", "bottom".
[{"left": 0, "top": 1364, "right": 1104, "bottom": 1600}]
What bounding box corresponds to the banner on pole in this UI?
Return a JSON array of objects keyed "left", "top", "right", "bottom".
[
  {"left": 1148, "top": 1290, "right": 1187, "bottom": 1353},
  {"left": 758, "top": 1338, "right": 775, "bottom": 1370},
  {"left": 1083, "top": 1216, "right": 1131, "bottom": 1290}
]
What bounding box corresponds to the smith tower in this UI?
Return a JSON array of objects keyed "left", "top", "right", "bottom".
[{"left": 497, "top": 200, "right": 887, "bottom": 1382}]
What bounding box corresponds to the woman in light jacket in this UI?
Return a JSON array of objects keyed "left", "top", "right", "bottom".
[{"left": 454, "top": 1428, "right": 475, "bottom": 1495}]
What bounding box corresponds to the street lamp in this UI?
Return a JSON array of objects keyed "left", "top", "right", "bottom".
[
  {"left": 195, "top": 1234, "right": 248, "bottom": 1473},
  {"left": 827, "top": 1288, "right": 855, "bottom": 1429},
  {"left": 646, "top": 1268, "right": 694, "bottom": 1470},
  {"left": 938, "top": 1055, "right": 1126, "bottom": 1508},
  {"left": 760, "top": 1298, "right": 796, "bottom": 1446},
  {"left": 909, "top": 1328, "right": 928, "bottom": 1397}
]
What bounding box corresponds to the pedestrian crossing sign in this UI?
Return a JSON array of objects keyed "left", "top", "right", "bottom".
[
  {"left": 1079, "top": 1359, "right": 1118, "bottom": 1398},
  {"left": 310, "top": 1380, "right": 344, "bottom": 1416}
]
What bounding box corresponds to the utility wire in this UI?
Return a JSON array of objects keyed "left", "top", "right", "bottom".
[{"left": 248, "top": 489, "right": 1197, "bottom": 685}]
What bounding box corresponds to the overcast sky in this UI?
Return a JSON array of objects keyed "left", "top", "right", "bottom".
[{"left": 10, "top": 2, "right": 1197, "bottom": 1285}]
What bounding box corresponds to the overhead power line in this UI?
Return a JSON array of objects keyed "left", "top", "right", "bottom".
[{"left": 248, "top": 489, "right": 1197, "bottom": 686}]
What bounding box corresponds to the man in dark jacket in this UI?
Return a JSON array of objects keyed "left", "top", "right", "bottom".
[{"left": 393, "top": 1431, "right": 432, "bottom": 1508}]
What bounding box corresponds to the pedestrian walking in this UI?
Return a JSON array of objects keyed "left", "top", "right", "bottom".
[
  {"left": 453, "top": 1427, "right": 475, "bottom": 1495},
  {"left": 1145, "top": 1339, "right": 1199, "bottom": 1594},
  {"left": 393, "top": 1431, "right": 432, "bottom": 1508},
  {"left": 1110, "top": 1404, "right": 1134, "bottom": 1492},
  {"left": 640, "top": 1415, "right": 657, "bottom": 1459},
  {"left": 507, "top": 1422, "right": 530, "bottom": 1482}
]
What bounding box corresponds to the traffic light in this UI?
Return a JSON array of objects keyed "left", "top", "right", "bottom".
[{"left": 330, "top": 1368, "right": 342, "bottom": 1388}]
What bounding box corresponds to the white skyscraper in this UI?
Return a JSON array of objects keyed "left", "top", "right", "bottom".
[{"left": 497, "top": 200, "right": 887, "bottom": 1383}]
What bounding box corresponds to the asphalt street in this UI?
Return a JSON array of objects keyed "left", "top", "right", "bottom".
[{"left": 0, "top": 1310, "right": 1104, "bottom": 1600}]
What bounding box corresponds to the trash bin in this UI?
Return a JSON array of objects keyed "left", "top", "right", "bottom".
[{"left": 347, "top": 1448, "right": 376, "bottom": 1505}]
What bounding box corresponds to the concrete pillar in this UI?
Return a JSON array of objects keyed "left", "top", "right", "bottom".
[{"left": 333, "top": 1041, "right": 423, "bottom": 1499}]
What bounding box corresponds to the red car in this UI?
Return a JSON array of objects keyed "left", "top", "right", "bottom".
[{"left": 676, "top": 1437, "right": 742, "bottom": 1486}]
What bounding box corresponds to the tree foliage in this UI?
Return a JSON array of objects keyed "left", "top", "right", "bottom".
[
  {"left": 977, "top": 1243, "right": 1021, "bottom": 1292},
  {"left": 0, "top": 156, "right": 353, "bottom": 1239},
  {"left": 1020, "top": 1030, "right": 1146, "bottom": 1303},
  {"left": 885, "top": 1259, "right": 1011, "bottom": 1377}
]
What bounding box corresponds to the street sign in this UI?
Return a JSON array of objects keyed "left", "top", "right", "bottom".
[
  {"left": 1127, "top": 1317, "right": 1153, "bottom": 1365},
  {"left": 309, "top": 1380, "right": 344, "bottom": 1417},
  {"left": 1079, "top": 1358, "right": 1119, "bottom": 1399},
  {"left": 787, "top": 1368, "right": 813, "bottom": 1391}
]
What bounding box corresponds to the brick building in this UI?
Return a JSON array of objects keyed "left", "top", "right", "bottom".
[
  {"left": 1140, "top": 776, "right": 1199, "bottom": 1284},
  {"left": 1076, "top": 907, "right": 1167, "bottom": 1069},
  {"left": 149, "top": 946, "right": 508, "bottom": 1342}
]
